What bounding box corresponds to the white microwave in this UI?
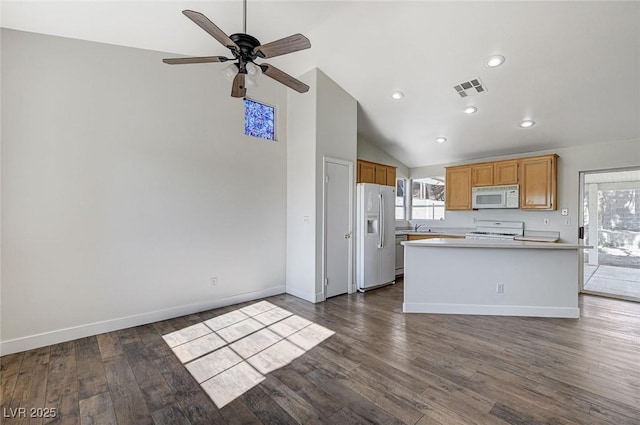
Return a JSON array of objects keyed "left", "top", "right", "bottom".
[{"left": 472, "top": 185, "right": 519, "bottom": 209}]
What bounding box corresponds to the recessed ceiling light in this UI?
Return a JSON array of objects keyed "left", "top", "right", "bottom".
[
  {"left": 391, "top": 91, "right": 404, "bottom": 100},
  {"left": 463, "top": 106, "right": 477, "bottom": 114},
  {"left": 436, "top": 137, "right": 447, "bottom": 143},
  {"left": 518, "top": 119, "right": 536, "bottom": 128},
  {"left": 485, "top": 55, "right": 505, "bottom": 68}
]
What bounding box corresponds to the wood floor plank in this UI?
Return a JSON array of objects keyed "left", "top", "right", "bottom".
[
  {"left": 259, "top": 374, "right": 334, "bottom": 424},
  {"left": 44, "top": 341, "right": 79, "bottom": 425},
  {"left": 121, "top": 341, "right": 176, "bottom": 412},
  {"left": 96, "top": 332, "right": 124, "bottom": 360},
  {"left": 150, "top": 403, "right": 191, "bottom": 425},
  {"left": 75, "top": 337, "right": 108, "bottom": 400},
  {"left": 103, "top": 354, "right": 153, "bottom": 425},
  {"left": 217, "top": 397, "right": 263, "bottom": 425},
  {"left": 79, "top": 392, "right": 117, "bottom": 425},
  {"left": 177, "top": 389, "right": 226, "bottom": 425},
  {"left": 242, "top": 385, "right": 299, "bottom": 425}
]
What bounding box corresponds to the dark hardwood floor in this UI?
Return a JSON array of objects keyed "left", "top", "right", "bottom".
[{"left": 2, "top": 279, "right": 640, "bottom": 424}]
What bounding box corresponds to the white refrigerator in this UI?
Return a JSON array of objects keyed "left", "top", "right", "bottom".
[{"left": 356, "top": 183, "right": 396, "bottom": 291}]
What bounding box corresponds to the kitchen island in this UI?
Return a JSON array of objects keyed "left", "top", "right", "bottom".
[{"left": 402, "top": 238, "right": 591, "bottom": 318}]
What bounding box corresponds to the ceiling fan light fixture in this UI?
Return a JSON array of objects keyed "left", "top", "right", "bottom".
[
  {"left": 436, "top": 137, "right": 447, "bottom": 144},
  {"left": 391, "top": 91, "right": 404, "bottom": 100},
  {"left": 518, "top": 119, "right": 536, "bottom": 128},
  {"left": 223, "top": 63, "right": 238, "bottom": 81},
  {"left": 464, "top": 106, "right": 478, "bottom": 114},
  {"left": 485, "top": 55, "right": 505, "bottom": 68}
]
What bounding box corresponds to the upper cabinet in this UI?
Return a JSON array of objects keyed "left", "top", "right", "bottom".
[
  {"left": 494, "top": 160, "right": 519, "bottom": 185},
  {"left": 471, "top": 160, "right": 519, "bottom": 187},
  {"left": 445, "top": 166, "right": 472, "bottom": 210},
  {"left": 357, "top": 160, "right": 397, "bottom": 186},
  {"left": 519, "top": 154, "right": 557, "bottom": 210},
  {"left": 445, "top": 154, "right": 557, "bottom": 211},
  {"left": 471, "top": 163, "right": 494, "bottom": 186}
]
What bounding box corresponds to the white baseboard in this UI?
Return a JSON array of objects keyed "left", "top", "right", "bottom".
[
  {"left": 0, "top": 285, "right": 286, "bottom": 356},
  {"left": 402, "top": 302, "right": 580, "bottom": 318},
  {"left": 284, "top": 285, "right": 317, "bottom": 303}
]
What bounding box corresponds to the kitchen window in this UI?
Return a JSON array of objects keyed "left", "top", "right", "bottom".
[
  {"left": 411, "top": 177, "right": 445, "bottom": 220},
  {"left": 396, "top": 179, "right": 407, "bottom": 220}
]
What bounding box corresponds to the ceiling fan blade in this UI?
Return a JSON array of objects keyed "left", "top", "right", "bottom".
[
  {"left": 163, "top": 56, "right": 230, "bottom": 65},
  {"left": 182, "top": 10, "right": 240, "bottom": 51},
  {"left": 254, "top": 34, "right": 311, "bottom": 59},
  {"left": 231, "top": 73, "right": 246, "bottom": 98},
  {"left": 259, "top": 64, "right": 309, "bottom": 93}
]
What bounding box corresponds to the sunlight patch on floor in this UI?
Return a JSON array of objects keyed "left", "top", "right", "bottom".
[{"left": 162, "top": 301, "right": 334, "bottom": 408}]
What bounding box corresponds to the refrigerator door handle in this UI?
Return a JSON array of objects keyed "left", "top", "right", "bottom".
[{"left": 378, "top": 193, "right": 384, "bottom": 249}]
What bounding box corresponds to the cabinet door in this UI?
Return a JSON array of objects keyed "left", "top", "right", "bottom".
[
  {"left": 520, "top": 155, "right": 557, "bottom": 210},
  {"left": 375, "top": 166, "right": 388, "bottom": 185},
  {"left": 386, "top": 167, "right": 397, "bottom": 187},
  {"left": 471, "top": 164, "right": 493, "bottom": 186},
  {"left": 358, "top": 161, "right": 376, "bottom": 184},
  {"left": 445, "top": 166, "right": 472, "bottom": 210},
  {"left": 494, "top": 160, "right": 519, "bottom": 185}
]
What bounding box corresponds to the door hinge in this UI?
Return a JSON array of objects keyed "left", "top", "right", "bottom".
[
  {"left": 578, "top": 226, "right": 584, "bottom": 239},
  {"left": 325, "top": 175, "right": 329, "bottom": 183},
  {"left": 324, "top": 278, "right": 328, "bottom": 287}
]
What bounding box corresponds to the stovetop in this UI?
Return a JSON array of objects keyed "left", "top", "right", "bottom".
[{"left": 465, "top": 220, "right": 524, "bottom": 240}]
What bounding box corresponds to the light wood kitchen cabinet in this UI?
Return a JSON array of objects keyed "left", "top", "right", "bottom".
[
  {"left": 471, "top": 160, "right": 518, "bottom": 187},
  {"left": 386, "top": 167, "right": 396, "bottom": 186},
  {"left": 494, "top": 160, "right": 519, "bottom": 185},
  {"left": 357, "top": 160, "right": 397, "bottom": 187},
  {"left": 445, "top": 166, "right": 472, "bottom": 210},
  {"left": 358, "top": 161, "right": 376, "bottom": 184},
  {"left": 519, "top": 154, "right": 558, "bottom": 210},
  {"left": 471, "top": 163, "right": 494, "bottom": 186}
]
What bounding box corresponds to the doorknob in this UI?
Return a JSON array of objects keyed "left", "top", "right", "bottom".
[{"left": 344, "top": 233, "right": 351, "bottom": 239}]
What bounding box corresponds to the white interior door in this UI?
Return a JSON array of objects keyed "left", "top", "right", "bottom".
[{"left": 324, "top": 159, "right": 353, "bottom": 299}]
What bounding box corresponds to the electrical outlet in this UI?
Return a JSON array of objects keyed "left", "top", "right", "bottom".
[
  {"left": 210, "top": 276, "right": 217, "bottom": 287},
  {"left": 543, "top": 218, "right": 550, "bottom": 225},
  {"left": 561, "top": 208, "right": 568, "bottom": 216},
  {"left": 496, "top": 283, "right": 504, "bottom": 293}
]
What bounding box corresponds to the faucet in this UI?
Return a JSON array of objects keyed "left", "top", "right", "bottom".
[{"left": 415, "top": 224, "right": 427, "bottom": 232}]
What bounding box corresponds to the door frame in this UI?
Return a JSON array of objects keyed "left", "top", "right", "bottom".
[
  {"left": 578, "top": 166, "right": 640, "bottom": 301},
  {"left": 322, "top": 157, "right": 354, "bottom": 301}
]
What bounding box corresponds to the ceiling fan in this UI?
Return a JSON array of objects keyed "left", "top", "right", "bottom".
[{"left": 163, "top": 2, "right": 311, "bottom": 98}]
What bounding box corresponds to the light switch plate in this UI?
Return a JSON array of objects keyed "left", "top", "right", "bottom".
[{"left": 561, "top": 208, "right": 568, "bottom": 216}]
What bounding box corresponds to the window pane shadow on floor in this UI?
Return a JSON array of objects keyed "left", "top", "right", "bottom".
[{"left": 161, "top": 301, "right": 335, "bottom": 408}]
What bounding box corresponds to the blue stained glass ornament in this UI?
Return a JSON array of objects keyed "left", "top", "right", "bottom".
[{"left": 244, "top": 99, "right": 275, "bottom": 140}]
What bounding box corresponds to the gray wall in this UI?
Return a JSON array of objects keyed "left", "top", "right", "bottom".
[
  {"left": 286, "top": 68, "right": 357, "bottom": 302},
  {"left": 1, "top": 29, "right": 288, "bottom": 354},
  {"left": 357, "top": 134, "right": 409, "bottom": 179}
]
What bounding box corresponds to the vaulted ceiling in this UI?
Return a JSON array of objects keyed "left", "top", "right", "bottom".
[{"left": 3, "top": 1, "right": 639, "bottom": 167}]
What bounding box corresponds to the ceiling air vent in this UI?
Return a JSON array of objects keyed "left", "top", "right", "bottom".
[{"left": 454, "top": 78, "right": 487, "bottom": 97}]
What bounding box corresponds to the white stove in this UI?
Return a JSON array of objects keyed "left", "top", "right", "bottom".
[{"left": 465, "top": 220, "right": 524, "bottom": 240}]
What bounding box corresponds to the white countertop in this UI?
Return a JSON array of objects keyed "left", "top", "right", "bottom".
[
  {"left": 395, "top": 227, "right": 472, "bottom": 236},
  {"left": 402, "top": 238, "right": 591, "bottom": 250}
]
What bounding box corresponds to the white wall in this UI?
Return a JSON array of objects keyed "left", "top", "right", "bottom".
[
  {"left": 286, "top": 68, "right": 357, "bottom": 302},
  {"left": 409, "top": 138, "right": 640, "bottom": 241},
  {"left": 1, "top": 29, "right": 288, "bottom": 354},
  {"left": 357, "top": 134, "right": 409, "bottom": 178},
  {"left": 285, "top": 69, "right": 317, "bottom": 302}
]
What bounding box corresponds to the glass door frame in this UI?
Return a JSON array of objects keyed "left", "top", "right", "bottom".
[{"left": 578, "top": 166, "right": 640, "bottom": 302}]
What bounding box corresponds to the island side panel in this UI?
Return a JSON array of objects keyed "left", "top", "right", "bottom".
[{"left": 403, "top": 245, "right": 579, "bottom": 318}]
